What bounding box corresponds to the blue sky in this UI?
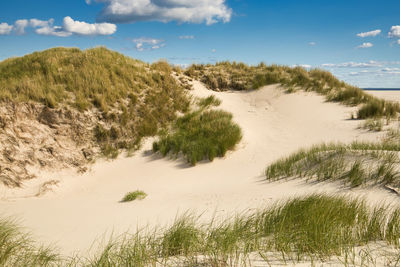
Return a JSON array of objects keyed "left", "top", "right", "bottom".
[{"left": 1, "top": 0, "right": 400, "bottom": 87}]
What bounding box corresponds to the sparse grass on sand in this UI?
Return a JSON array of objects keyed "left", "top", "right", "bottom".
[
  {"left": 265, "top": 139, "right": 400, "bottom": 188},
  {"left": 7, "top": 195, "right": 400, "bottom": 266},
  {"left": 185, "top": 62, "right": 400, "bottom": 119},
  {"left": 152, "top": 105, "right": 242, "bottom": 165},
  {"left": 121, "top": 190, "right": 147, "bottom": 202},
  {"left": 361, "top": 118, "right": 383, "bottom": 132}
]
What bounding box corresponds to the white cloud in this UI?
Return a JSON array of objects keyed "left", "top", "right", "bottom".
[
  {"left": 91, "top": 0, "right": 232, "bottom": 25},
  {"left": 29, "top": 17, "right": 116, "bottom": 37},
  {"left": 179, "top": 35, "right": 194, "bottom": 39},
  {"left": 133, "top": 37, "right": 165, "bottom": 51},
  {"left": 321, "top": 61, "right": 382, "bottom": 68},
  {"left": 30, "top": 18, "right": 54, "bottom": 28},
  {"left": 308, "top": 42, "right": 316, "bottom": 46},
  {"left": 389, "top": 26, "right": 400, "bottom": 38},
  {"left": 292, "top": 64, "right": 312, "bottom": 69},
  {"left": 357, "top": 42, "right": 373, "bottom": 49},
  {"left": 357, "top": 29, "right": 381, "bottom": 38},
  {"left": 35, "top": 25, "right": 72, "bottom": 37},
  {"left": 382, "top": 68, "right": 400, "bottom": 72},
  {"left": 0, "top": 23, "right": 13, "bottom": 35},
  {"left": 211, "top": 49, "right": 216, "bottom": 53},
  {"left": 397, "top": 40, "right": 400, "bottom": 45},
  {"left": 63, "top": 16, "right": 116, "bottom": 35},
  {"left": 14, "top": 19, "right": 29, "bottom": 35}
]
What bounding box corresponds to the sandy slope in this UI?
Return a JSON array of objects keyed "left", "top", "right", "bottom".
[
  {"left": 366, "top": 90, "right": 400, "bottom": 102},
  {"left": 0, "top": 83, "right": 396, "bottom": 255}
]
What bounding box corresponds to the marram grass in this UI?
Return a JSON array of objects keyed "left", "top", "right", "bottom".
[
  {"left": 5, "top": 195, "right": 400, "bottom": 266},
  {"left": 153, "top": 108, "right": 242, "bottom": 165},
  {"left": 265, "top": 141, "right": 400, "bottom": 188}
]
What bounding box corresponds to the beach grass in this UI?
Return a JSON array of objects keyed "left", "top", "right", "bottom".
[
  {"left": 265, "top": 141, "right": 400, "bottom": 189},
  {"left": 361, "top": 119, "right": 383, "bottom": 131},
  {"left": 3, "top": 195, "right": 400, "bottom": 266},
  {"left": 153, "top": 108, "right": 242, "bottom": 165},
  {"left": 121, "top": 190, "right": 147, "bottom": 202},
  {"left": 82, "top": 194, "right": 400, "bottom": 266},
  {"left": 0, "top": 218, "right": 60, "bottom": 267}
]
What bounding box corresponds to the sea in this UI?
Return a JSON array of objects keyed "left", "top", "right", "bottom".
[{"left": 363, "top": 88, "right": 400, "bottom": 91}]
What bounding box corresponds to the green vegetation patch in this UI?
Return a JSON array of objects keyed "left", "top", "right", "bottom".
[
  {"left": 153, "top": 108, "right": 242, "bottom": 165},
  {"left": 121, "top": 190, "right": 147, "bottom": 202}
]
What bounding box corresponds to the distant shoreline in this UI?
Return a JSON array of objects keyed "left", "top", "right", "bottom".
[{"left": 363, "top": 88, "right": 400, "bottom": 91}]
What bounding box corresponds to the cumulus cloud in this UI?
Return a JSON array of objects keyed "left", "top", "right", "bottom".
[
  {"left": 211, "top": 49, "right": 216, "bottom": 53},
  {"left": 90, "top": 0, "right": 232, "bottom": 25},
  {"left": 14, "top": 19, "right": 29, "bottom": 35},
  {"left": 179, "top": 35, "right": 194, "bottom": 39},
  {"left": 389, "top": 26, "right": 400, "bottom": 38},
  {"left": 357, "top": 42, "right": 373, "bottom": 49},
  {"left": 63, "top": 16, "right": 116, "bottom": 35},
  {"left": 308, "top": 42, "right": 316, "bottom": 46},
  {"left": 30, "top": 18, "right": 54, "bottom": 28},
  {"left": 9, "top": 17, "right": 117, "bottom": 37},
  {"left": 357, "top": 29, "right": 381, "bottom": 38},
  {"left": 0, "top": 23, "right": 13, "bottom": 35},
  {"left": 397, "top": 40, "right": 400, "bottom": 45},
  {"left": 133, "top": 37, "right": 165, "bottom": 51}
]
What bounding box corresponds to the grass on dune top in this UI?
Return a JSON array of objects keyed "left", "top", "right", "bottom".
[
  {"left": 185, "top": 62, "right": 400, "bottom": 119},
  {"left": 4, "top": 194, "right": 400, "bottom": 266},
  {"left": 152, "top": 96, "right": 242, "bottom": 165},
  {"left": 0, "top": 47, "right": 188, "bottom": 111}
]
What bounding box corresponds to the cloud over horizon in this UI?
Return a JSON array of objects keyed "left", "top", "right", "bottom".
[
  {"left": 89, "top": 0, "right": 232, "bottom": 25},
  {"left": 133, "top": 37, "right": 165, "bottom": 51}
]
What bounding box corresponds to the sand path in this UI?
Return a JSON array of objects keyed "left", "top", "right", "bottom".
[{"left": 0, "top": 83, "right": 396, "bottom": 255}]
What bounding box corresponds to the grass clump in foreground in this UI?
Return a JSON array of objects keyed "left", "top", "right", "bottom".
[
  {"left": 121, "top": 190, "right": 147, "bottom": 202},
  {"left": 0, "top": 218, "right": 60, "bottom": 266},
  {"left": 82, "top": 195, "right": 400, "bottom": 266},
  {"left": 4, "top": 195, "right": 400, "bottom": 266},
  {"left": 265, "top": 141, "right": 400, "bottom": 188},
  {"left": 152, "top": 108, "right": 242, "bottom": 165}
]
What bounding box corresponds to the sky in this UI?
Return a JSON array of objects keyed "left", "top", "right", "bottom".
[{"left": 1, "top": 0, "right": 400, "bottom": 88}]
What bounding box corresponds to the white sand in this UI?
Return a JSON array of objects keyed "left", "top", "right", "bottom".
[
  {"left": 0, "top": 83, "right": 396, "bottom": 255},
  {"left": 366, "top": 90, "right": 400, "bottom": 102}
]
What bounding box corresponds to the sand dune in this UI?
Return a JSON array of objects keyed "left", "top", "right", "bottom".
[
  {"left": 0, "top": 83, "right": 395, "bottom": 255},
  {"left": 366, "top": 90, "right": 400, "bottom": 103}
]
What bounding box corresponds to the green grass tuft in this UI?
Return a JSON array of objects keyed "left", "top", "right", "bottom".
[
  {"left": 153, "top": 109, "right": 242, "bottom": 165},
  {"left": 121, "top": 190, "right": 147, "bottom": 202}
]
